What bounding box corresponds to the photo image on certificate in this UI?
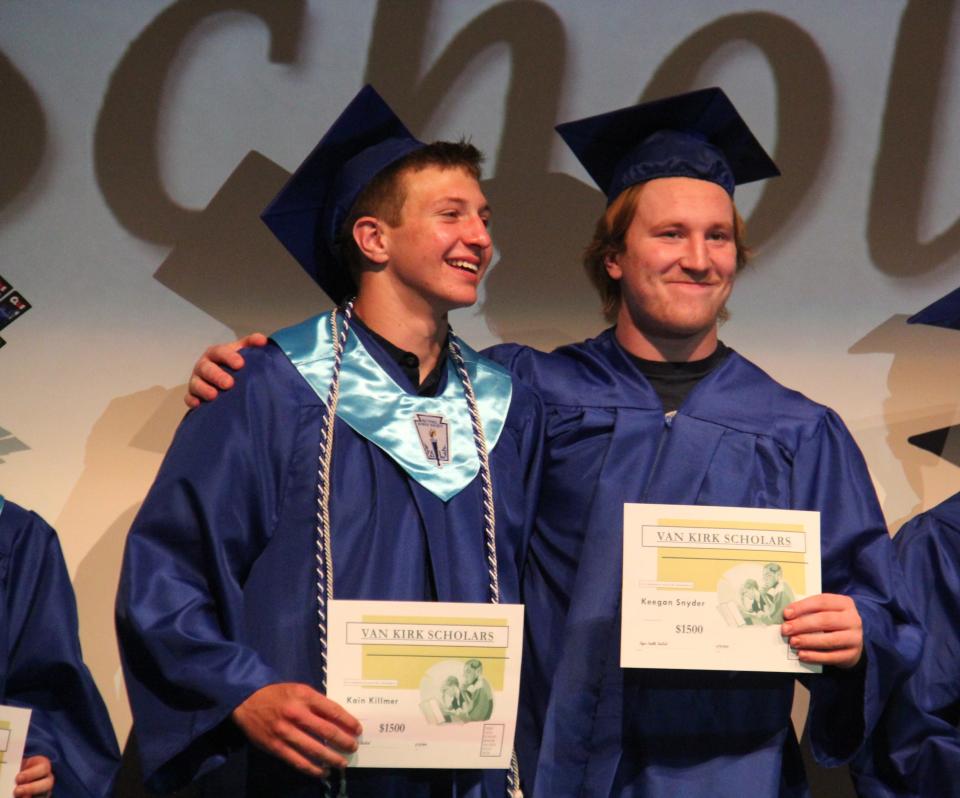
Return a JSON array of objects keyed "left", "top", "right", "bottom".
[
  {"left": 717, "top": 562, "right": 796, "bottom": 629},
  {"left": 327, "top": 599, "right": 524, "bottom": 769},
  {"left": 621, "top": 504, "right": 821, "bottom": 674},
  {"left": 420, "top": 658, "right": 494, "bottom": 725}
]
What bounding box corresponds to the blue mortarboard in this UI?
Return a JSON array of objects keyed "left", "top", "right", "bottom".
[
  {"left": 555, "top": 87, "right": 780, "bottom": 203},
  {"left": 908, "top": 287, "right": 960, "bottom": 330},
  {"left": 261, "top": 85, "right": 425, "bottom": 302}
]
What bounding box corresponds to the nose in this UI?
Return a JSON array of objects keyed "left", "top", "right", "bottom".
[
  {"left": 465, "top": 215, "right": 492, "bottom": 249},
  {"left": 679, "top": 236, "right": 710, "bottom": 272}
]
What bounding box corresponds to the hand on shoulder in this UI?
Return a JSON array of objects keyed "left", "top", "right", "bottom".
[{"left": 185, "top": 333, "right": 268, "bottom": 408}]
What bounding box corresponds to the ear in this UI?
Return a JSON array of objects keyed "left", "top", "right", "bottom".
[
  {"left": 352, "top": 216, "right": 390, "bottom": 264},
  {"left": 604, "top": 253, "right": 623, "bottom": 281}
]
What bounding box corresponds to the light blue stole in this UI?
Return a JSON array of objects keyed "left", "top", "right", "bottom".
[{"left": 272, "top": 313, "right": 512, "bottom": 502}]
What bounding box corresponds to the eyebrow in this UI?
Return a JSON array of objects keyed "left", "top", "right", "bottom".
[
  {"left": 431, "top": 196, "right": 492, "bottom": 214},
  {"left": 650, "top": 218, "right": 732, "bottom": 229}
]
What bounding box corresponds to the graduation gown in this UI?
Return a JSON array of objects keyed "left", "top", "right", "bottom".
[
  {"left": 0, "top": 498, "right": 120, "bottom": 797},
  {"left": 116, "top": 316, "right": 543, "bottom": 797},
  {"left": 850, "top": 493, "right": 960, "bottom": 796},
  {"left": 487, "top": 329, "right": 921, "bottom": 798}
]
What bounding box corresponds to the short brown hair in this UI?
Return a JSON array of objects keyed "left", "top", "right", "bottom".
[
  {"left": 583, "top": 182, "right": 751, "bottom": 323},
  {"left": 335, "top": 140, "right": 484, "bottom": 288}
]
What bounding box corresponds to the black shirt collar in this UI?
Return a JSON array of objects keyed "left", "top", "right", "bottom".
[
  {"left": 624, "top": 340, "right": 731, "bottom": 413},
  {"left": 351, "top": 314, "right": 447, "bottom": 397}
]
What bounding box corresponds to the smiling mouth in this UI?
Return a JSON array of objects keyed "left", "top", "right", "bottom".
[{"left": 447, "top": 259, "right": 479, "bottom": 274}]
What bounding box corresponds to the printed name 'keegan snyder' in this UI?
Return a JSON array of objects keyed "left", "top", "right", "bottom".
[{"left": 639, "top": 598, "right": 706, "bottom": 608}]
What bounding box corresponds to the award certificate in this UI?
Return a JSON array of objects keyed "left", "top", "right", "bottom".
[
  {"left": 621, "top": 504, "right": 821, "bottom": 674},
  {"left": 327, "top": 599, "right": 524, "bottom": 768},
  {"left": 0, "top": 704, "right": 30, "bottom": 797}
]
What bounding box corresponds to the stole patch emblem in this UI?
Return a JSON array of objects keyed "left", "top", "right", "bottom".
[{"left": 414, "top": 413, "right": 450, "bottom": 467}]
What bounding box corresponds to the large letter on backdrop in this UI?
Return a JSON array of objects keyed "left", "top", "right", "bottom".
[
  {"left": 0, "top": 51, "right": 46, "bottom": 216},
  {"left": 869, "top": 0, "right": 960, "bottom": 277},
  {"left": 93, "top": 0, "right": 306, "bottom": 245}
]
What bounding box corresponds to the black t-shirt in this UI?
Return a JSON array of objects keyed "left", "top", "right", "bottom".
[{"left": 625, "top": 341, "right": 731, "bottom": 413}]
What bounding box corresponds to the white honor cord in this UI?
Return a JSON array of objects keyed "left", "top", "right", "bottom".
[
  {"left": 314, "top": 306, "right": 521, "bottom": 797},
  {"left": 316, "top": 303, "right": 354, "bottom": 696},
  {"left": 447, "top": 334, "right": 500, "bottom": 604},
  {"left": 315, "top": 302, "right": 355, "bottom": 798}
]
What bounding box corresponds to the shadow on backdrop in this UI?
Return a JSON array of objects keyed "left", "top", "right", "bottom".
[
  {"left": 850, "top": 315, "right": 960, "bottom": 527},
  {"left": 0, "top": 426, "right": 30, "bottom": 465},
  {"left": 0, "top": 50, "right": 46, "bottom": 217},
  {"left": 909, "top": 424, "right": 960, "bottom": 468},
  {"left": 868, "top": 0, "right": 960, "bottom": 278},
  {"left": 153, "top": 151, "right": 330, "bottom": 337}
]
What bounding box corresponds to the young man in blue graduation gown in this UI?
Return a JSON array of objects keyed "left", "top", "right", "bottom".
[
  {"left": 486, "top": 89, "right": 921, "bottom": 798},
  {"left": 186, "top": 89, "right": 920, "bottom": 797},
  {"left": 0, "top": 497, "right": 121, "bottom": 797},
  {"left": 849, "top": 494, "right": 960, "bottom": 796},
  {"left": 116, "top": 86, "right": 543, "bottom": 798}
]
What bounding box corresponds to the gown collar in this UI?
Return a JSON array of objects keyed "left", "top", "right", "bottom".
[{"left": 272, "top": 312, "right": 513, "bottom": 501}]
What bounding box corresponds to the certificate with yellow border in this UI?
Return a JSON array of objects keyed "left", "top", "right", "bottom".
[
  {"left": 0, "top": 704, "right": 31, "bottom": 797},
  {"left": 621, "top": 504, "right": 821, "bottom": 674},
  {"left": 327, "top": 599, "right": 524, "bottom": 768}
]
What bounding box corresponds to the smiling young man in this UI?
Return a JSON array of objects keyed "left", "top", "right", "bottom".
[
  {"left": 185, "top": 89, "right": 920, "bottom": 797},
  {"left": 116, "top": 86, "right": 543, "bottom": 798},
  {"left": 598, "top": 175, "right": 739, "bottom": 361},
  {"left": 486, "top": 89, "right": 921, "bottom": 797}
]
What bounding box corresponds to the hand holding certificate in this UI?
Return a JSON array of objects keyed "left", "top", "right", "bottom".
[
  {"left": 232, "top": 683, "right": 361, "bottom": 777},
  {"left": 0, "top": 704, "right": 31, "bottom": 798},
  {"left": 327, "top": 600, "right": 524, "bottom": 769},
  {"left": 621, "top": 504, "right": 822, "bottom": 674},
  {"left": 781, "top": 592, "right": 864, "bottom": 669}
]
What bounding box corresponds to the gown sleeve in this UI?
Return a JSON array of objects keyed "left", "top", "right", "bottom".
[
  {"left": 115, "top": 346, "right": 298, "bottom": 792},
  {"left": 789, "top": 410, "right": 923, "bottom": 766},
  {"left": 1, "top": 504, "right": 121, "bottom": 798}
]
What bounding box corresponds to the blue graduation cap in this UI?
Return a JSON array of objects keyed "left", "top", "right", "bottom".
[
  {"left": 555, "top": 87, "right": 780, "bottom": 203},
  {"left": 907, "top": 286, "right": 960, "bottom": 330},
  {"left": 261, "top": 85, "right": 426, "bottom": 302}
]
